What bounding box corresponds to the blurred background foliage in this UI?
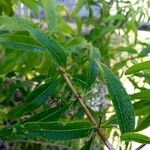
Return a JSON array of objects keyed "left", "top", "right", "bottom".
[{"left": 0, "top": 0, "right": 150, "bottom": 150}]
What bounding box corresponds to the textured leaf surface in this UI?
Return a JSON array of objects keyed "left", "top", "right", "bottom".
[
  {"left": 121, "top": 133, "right": 150, "bottom": 144},
  {"left": 0, "top": 121, "right": 94, "bottom": 141},
  {"left": 25, "top": 103, "right": 71, "bottom": 122},
  {"left": 0, "top": 17, "right": 66, "bottom": 66},
  {"left": 25, "top": 26, "right": 67, "bottom": 67},
  {"left": 86, "top": 46, "right": 100, "bottom": 90},
  {"left": 8, "top": 81, "right": 57, "bottom": 118},
  {"left": 0, "top": 16, "right": 36, "bottom": 31},
  {"left": 100, "top": 64, "right": 135, "bottom": 133},
  {"left": 0, "top": 34, "right": 45, "bottom": 52},
  {"left": 125, "top": 61, "right": 150, "bottom": 75},
  {"left": 41, "top": 0, "right": 56, "bottom": 33}
]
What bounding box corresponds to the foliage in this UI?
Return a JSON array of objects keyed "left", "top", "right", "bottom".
[{"left": 0, "top": 0, "right": 150, "bottom": 150}]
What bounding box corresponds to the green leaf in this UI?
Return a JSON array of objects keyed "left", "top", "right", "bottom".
[
  {"left": 57, "top": 21, "right": 73, "bottom": 36},
  {"left": 71, "top": 0, "right": 85, "bottom": 16},
  {"left": 0, "top": 16, "right": 36, "bottom": 31},
  {"left": 0, "top": 0, "right": 13, "bottom": 16},
  {"left": 99, "top": 63, "right": 135, "bottom": 133},
  {"left": 73, "top": 74, "right": 86, "bottom": 88},
  {"left": 134, "top": 71, "right": 150, "bottom": 84},
  {"left": 92, "top": 26, "right": 116, "bottom": 42},
  {"left": 81, "top": 133, "right": 95, "bottom": 150},
  {"left": 25, "top": 26, "right": 67, "bottom": 67},
  {"left": 64, "top": 37, "right": 87, "bottom": 51},
  {"left": 125, "top": 61, "right": 150, "bottom": 75},
  {"left": 139, "top": 46, "right": 150, "bottom": 57},
  {"left": 103, "top": 14, "right": 125, "bottom": 24},
  {"left": 0, "top": 34, "right": 45, "bottom": 52},
  {"left": 0, "top": 50, "right": 23, "bottom": 75},
  {"left": 0, "top": 17, "right": 66, "bottom": 66},
  {"left": 15, "top": 52, "right": 41, "bottom": 75},
  {"left": 135, "top": 115, "right": 150, "bottom": 131},
  {"left": 86, "top": 45, "right": 100, "bottom": 90},
  {"left": 20, "top": 0, "right": 39, "bottom": 14},
  {"left": 115, "top": 46, "right": 137, "bottom": 54},
  {"left": 41, "top": 0, "right": 57, "bottom": 34},
  {"left": 25, "top": 103, "right": 71, "bottom": 122},
  {"left": 121, "top": 133, "right": 150, "bottom": 144},
  {"left": 134, "top": 100, "right": 150, "bottom": 116},
  {"left": 112, "top": 60, "right": 127, "bottom": 73},
  {"left": 101, "top": 115, "right": 118, "bottom": 128},
  {"left": 8, "top": 81, "right": 57, "bottom": 119},
  {"left": 0, "top": 50, "right": 40, "bottom": 75},
  {"left": 81, "top": 141, "right": 92, "bottom": 150},
  {"left": 130, "top": 90, "right": 150, "bottom": 101},
  {"left": 0, "top": 121, "right": 94, "bottom": 141}
]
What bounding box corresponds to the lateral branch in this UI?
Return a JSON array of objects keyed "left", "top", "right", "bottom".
[{"left": 59, "top": 67, "right": 115, "bottom": 150}]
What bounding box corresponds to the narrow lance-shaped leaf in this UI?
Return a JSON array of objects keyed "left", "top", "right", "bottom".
[
  {"left": 133, "top": 100, "right": 150, "bottom": 116},
  {"left": 92, "top": 26, "right": 116, "bottom": 42},
  {"left": 8, "top": 81, "right": 58, "bottom": 119},
  {"left": 130, "top": 89, "right": 150, "bottom": 101},
  {"left": 99, "top": 63, "right": 135, "bottom": 133},
  {"left": 115, "top": 46, "right": 137, "bottom": 54},
  {"left": 139, "top": 45, "right": 150, "bottom": 57},
  {"left": 0, "top": 17, "right": 66, "bottom": 66},
  {"left": 0, "top": 121, "right": 94, "bottom": 141},
  {"left": 135, "top": 115, "right": 150, "bottom": 131},
  {"left": 24, "top": 103, "right": 72, "bottom": 122},
  {"left": 71, "top": 0, "right": 85, "bottom": 16},
  {"left": 125, "top": 61, "right": 150, "bottom": 75},
  {"left": 0, "top": 34, "right": 45, "bottom": 52},
  {"left": 0, "top": 16, "right": 36, "bottom": 31},
  {"left": 86, "top": 45, "right": 100, "bottom": 90},
  {"left": 101, "top": 115, "right": 118, "bottom": 128},
  {"left": 25, "top": 26, "right": 67, "bottom": 67},
  {"left": 41, "top": 103, "right": 71, "bottom": 122},
  {"left": 41, "top": 0, "right": 57, "bottom": 34},
  {"left": 112, "top": 60, "right": 127, "bottom": 73},
  {"left": 20, "top": 0, "right": 39, "bottom": 14},
  {"left": 64, "top": 37, "right": 87, "bottom": 51},
  {"left": 121, "top": 133, "right": 150, "bottom": 144}
]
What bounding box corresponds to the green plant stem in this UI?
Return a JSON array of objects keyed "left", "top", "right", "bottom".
[{"left": 59, "top": 67, "right": 115, "bottom": 150}]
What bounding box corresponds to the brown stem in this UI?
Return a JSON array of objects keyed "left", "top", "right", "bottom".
[
  {"left": 59, "top": 67, "right": 115, "bottom": 150},
  {"left": 135, "top": 144, "right": 146, "bottom": 150}
]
